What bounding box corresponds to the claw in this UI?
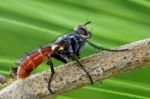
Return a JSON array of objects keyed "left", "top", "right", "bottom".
[{"left": 48, "top": 87, "right": 55, "bottom": 94}]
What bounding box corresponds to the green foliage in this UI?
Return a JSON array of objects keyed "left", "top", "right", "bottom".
[{"left": 0, "top": 0, "right": 150, "bottom": 99}]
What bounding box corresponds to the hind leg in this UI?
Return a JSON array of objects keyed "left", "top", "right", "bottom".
[{"left": 10, "top": 67, "right": 18, "bottom": 79}]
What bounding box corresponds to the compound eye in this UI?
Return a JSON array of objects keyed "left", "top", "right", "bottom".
[{"left": 77, "top": 27, "right": 87, "bottom": 36}]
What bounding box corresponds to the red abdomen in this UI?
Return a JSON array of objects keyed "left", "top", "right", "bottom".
[{"left": 17, "top": 47, "right": 52, "bottom": 78}]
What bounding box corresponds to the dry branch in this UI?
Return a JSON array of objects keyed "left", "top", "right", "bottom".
[
  {"left": 0, "top": 75, "right": 6, "bottom": 84},
  {"left": 0, "top": 39, "right": 150, "bottom": 99}
]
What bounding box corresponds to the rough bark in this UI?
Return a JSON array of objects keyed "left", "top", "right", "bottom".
[
  {"left": 0, "top": 39, "right": 150, "bottom": 99},
  {"left": 0, "top": 75, "right": 6, "bottom": 84}
]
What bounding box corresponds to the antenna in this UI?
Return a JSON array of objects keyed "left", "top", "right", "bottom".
[{"left": 84, "top": 20, "right": 91, "bottom": 26}]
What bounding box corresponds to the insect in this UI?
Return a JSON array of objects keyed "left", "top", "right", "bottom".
[{"left": 10, "top": 21, "right": 127, "bottom": 94}]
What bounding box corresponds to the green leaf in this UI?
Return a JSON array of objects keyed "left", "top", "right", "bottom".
[{"left": 0, "top": 0, "right": 150, "bottom": 99}]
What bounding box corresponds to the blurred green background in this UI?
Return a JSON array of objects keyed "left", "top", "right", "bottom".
[{"left": 0, "top": 0, "right": 150, "bottom": 99}]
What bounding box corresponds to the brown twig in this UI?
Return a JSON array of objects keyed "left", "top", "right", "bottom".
[
  {"left": 0, "top": 39, "right": 150, "bottom": 99},
  {"left": 0, "top": 75, "right": 6, "bottom": 84}
]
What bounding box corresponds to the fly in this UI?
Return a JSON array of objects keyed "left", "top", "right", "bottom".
[{"left": 10, "top": 21, "right": 128, "bottom": 94}]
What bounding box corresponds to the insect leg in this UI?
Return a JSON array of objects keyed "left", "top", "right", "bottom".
[
  {"left": 47, "top": 59, "right": 55, "bottom": 94},
  {"left": 10, "top": 67, "right": 18, "bottom": 79},
  {"left": 86, "top": 40, "right": 128, "bottom": 52},
  {"left": 71, "top": 55, "right": 94, "bottom": 84}
]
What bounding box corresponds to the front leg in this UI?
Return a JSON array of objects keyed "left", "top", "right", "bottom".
[
  {"left": 47, "top": 58, "right": 55, "bottom": 94},
  {"left": 86, "top": 40, "right": 128, "bottom": 52}
]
